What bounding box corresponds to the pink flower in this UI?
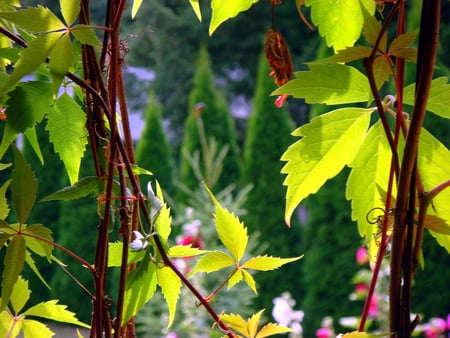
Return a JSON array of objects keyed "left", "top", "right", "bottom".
[
  {"left": 316, "top": 327, "right": 333, "bottom": 338},
  {"left": 368, "top": 294, "right": 379, "bottom": 318},
  {"left": 356, "top": 247, "right": 369, "bottom": 265}
]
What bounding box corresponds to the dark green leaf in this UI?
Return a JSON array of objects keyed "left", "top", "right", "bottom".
[
  {"left": 11, "top": 146, "right": 37, "bottom": 224},
  {"left": 23, "top": 127, "right": 44, "bottom": 165},
  {"left": 41, "top": 176, "right": 103, "bottom": 202},
  {"left": 49, "top": 33, "right": 73, "bottom": 92},
  {"left": 1, "top": 235, "right": 26, "bottom": 311}
]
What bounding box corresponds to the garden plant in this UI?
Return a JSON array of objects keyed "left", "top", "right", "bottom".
[{"left": 0, "top": 0, "right": 449, "bottom": 338}]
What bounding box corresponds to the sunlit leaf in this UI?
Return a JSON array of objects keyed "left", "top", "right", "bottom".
[
  {"left": 167, "top": 245, "right": 206, "bottom": 258},
  {"left": 47, "top": 93, "right": 88, "bottom": 184},
  {"left": 282, "top": 108, "right": 373, "bottom": 225},
  {"left": 305, "top": 0, "right": 375, "bottom": 51},
  {"left": 1, "top": 236, "right": 26, "bottom": 311},
  {"left": 256, "top": 322, "right": 292, "bottom": 338},
  {"left": 154, "top": 182, "right": 172, "bottom": 241},
  {"left": 107, "top": 241, "right": 146, "bottom": 267},
  {"left": 424, "top": 215, "right": 450, "bottom": 235},
  {"left": 49, "top": 33, "right": 73, "bottom": 92},
  {"left": 315, "top": 46, "right": 373, "bottom": 64},
  {"left": 0, "top": 6, "right": 64, "bottom": 33},
  {"left": 189, "top": 0, "right": 202, "bottom": 21},
  {"left": 24, "top": 300, "right": 90, "bottom": 328},
  {"left": 22, "top": 319, "right": 54, "bottom": 338},
  {"left": 122, "top": 260, "right": 157, "bottom": 325},
  {"left": 41, "top": 176, "right": 103, "bottom": 202},
  {"left": 337, "top": 331, "right": 392, "bottom": 337},
  {"left": 157, "top": 265, "right": 182, "bottom": 328},
  {"left": 220, "top": 313, "right": 248, "bottom": 337},
  {"left": 346, "top": 121, "right": 393, "bottom": 260},
  {"left": 418, "top": 127, "right": 450, "bottom": 253},
  {"left": 23, "top": 127, "right": 44, "bottom": 165},
  {"left": 131, "top": 0, "right": 143, "bottom": 19},
  {"left": 361, "top": 3, "right": 386, "bottom": 51},
  {"left": 11, "top": 146, "right": 37, "bottom": 224},
  {"left": 60, "top": 0, "right": 81, "bottom": 26},
  {"left": 0, "top": 32, "right": 61, "bottom": 95},
  {"left": 10, "top": 276, "right": 30, "bottom": 315},
  {"left": 0, "top": 311, "right": 22, "bottom": 338},
  {"left": 0, "top": 81, "right": 52, "bottom": 158},
  {"left": 241, "top": 255, "right": 302, "bottom": 271},
  {"left": 209, "top": 0, "right": 259, "bottom": 35},
  {"left": 227, "top": 270, "right": 244, "bottom": 291},
  {"left": 241, "top": 269, "right": 257, "bottom": 294},
  {"left": 273, "top": 64, "right": 371, "bottom": 105},
  {"left": 25, "top": 250, "right": 51, "bottom": 289},
  {"left": 404, "top": 77, "right": 450, "bottom": 119},
  {"left": 189, "top": 251, "right": 235, "bottom": 276},
  {"left": 389, "top": 30, "right": 418, "bottom": 53}
]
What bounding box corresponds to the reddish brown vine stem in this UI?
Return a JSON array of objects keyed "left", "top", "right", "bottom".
[{"left": 390, "top": 1, "right": 441, "bottom": 337}]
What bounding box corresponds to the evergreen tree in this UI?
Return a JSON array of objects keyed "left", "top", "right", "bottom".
[
  {"left": 135, "top": 90, "right": 175, "bottom": 195},
  {"left": 179, "top": 45, "right": 241, "bottom": 196},
  {"left": 242, "top": 51, "right": 303, "bottom": 312}
]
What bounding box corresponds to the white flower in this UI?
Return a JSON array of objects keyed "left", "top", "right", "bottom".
[
  {"left": 272, "top": 296, "right": 294, "bottom": 327},
  {"left": 130, "top": 231, "right": 149, "bottom": 251}
]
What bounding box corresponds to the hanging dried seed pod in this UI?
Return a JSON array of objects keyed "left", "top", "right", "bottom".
[{"left": 264, "top": 28, "right": 293, "bottom": 107}]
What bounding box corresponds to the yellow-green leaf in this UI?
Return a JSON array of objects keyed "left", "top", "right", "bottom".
[
  {"left": 131, "top": 0, "right": 143, "bottom": 19},
  {"left": 220, "top": 313, "right": 249, "bottom": 337},
  {"left": 10, "top": 276, "right": 30, "bottom": 315},
  {"left": 60, "top": 0, "right": 81, "bottom": 26},
  {"left": 256, "top": 322, "right": 292, "bottom": 338},
  {"left": 0, "top": 6, "right": 64, "bottom": 33},
  {"left": 337, "top": 331, "right": 392, "bottom": 338},
  {"left": 305, "top": 0, "right": 375, "bottom": 51},
  {"left": 209, "top": 0, "right": 259, "bottom": 35},
  {"left": 247, "top": 310, "right": 263, "bottom": 337},
  {"left": 241, "top": 255, "right": 302, "bottom": 271},
  {"left": 168, "top": 245, "right": 206, "bottom": 258},
  {"left": 189, "top": 0, "right": 202, "bottom": 21},
  {"left": 346, "top": 121, "right": 393, "bottom": 260},
  {"left": 22, "top": 319, "right": 54, "bottom": 338},
  {"left": 189, "top": 251, "right": 234, "bottom": 276},
  {"left": 47, "top": 93, "right": 87, "bottom": 185},
  {"left": 241, "top": 269, "right": 257, "bottom": 294},
  {"left": 157, "top": 265, "right": 182, "bottom": 328},
  {"left": 23, "top": 224, "right": 54, "bottom": 258},
  {"left": 0, "top": 179, "right": 11, "bottom": 220},
  {"left": 282, "top": 107, "right": 373, "bottom": 225},
  {"left": 49, "top": 33, "right": 73, "bottom": 92},
  {"left": 227, "top": 270, "right": 244, "bottom": 290},
  {"left": 24, "top": 300, "right": 90, "bottom": 328}
]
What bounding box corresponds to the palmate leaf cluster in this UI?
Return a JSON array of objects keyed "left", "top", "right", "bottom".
[{"left": 106, "top": 183, "right": 301, "bottom": 334}]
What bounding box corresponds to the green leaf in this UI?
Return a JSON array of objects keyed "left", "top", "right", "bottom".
[
  {"left": 189, "top": 0, "right": 202, "bottom": 21},
  {"left": 0, "top": 179, "right": 12, "bottom": 220},
  {"left": 209, "top": 0, "right": 259, "bottom": 35},
  {"left": 227, "top": 270, "right": 244, "bottom": 291},
  {"left": 22, "top": 319, "right": 54, "bottom": 338},
  {"left": 49, "top": 33, "right": 73, "bottom": 92},
  {"left": 10, "top": 276, "right": 30, "bottom": 314},
  {"left": 107, "top": 241, "right": 145, "bottom": 267},
  {"left": 130, "top": 164, "right": 153, "bottom": 176},
  {"left": 60, "top": 0, "right": 81, "bottom": 26},
  {"left": 338, "top": 332, "right": 392, "bottom": 338},
  {"left": 131, "top": 0, "right": 143, "bottom": 19},
  {"left": 389, "top": 30, "right": 418, "bottom": 53},
  {"left": 167, "top": 245, "right": 206, "bottom": 258},
  {"left": 0, "top": 6, "right": 64, "bottom": 33},
  {"left": 11, "top": 146, "right": 37, "bottom": 224},
  {"left": 346, "top": 121, "right": 393, "bottom": 260},
  {"left": 25, "top": 250, "right": 51, "bottom": 289},
  {"left": 256, "top": 322, "right": 293, "bottom": 338},
  {"left": 1, "top": 236, "right": 26, "bottom": 311},
  {"left": 273, "top": 64, "right": 371, "bottom": 105},
  {"left": 41, "top": 176, "right": 103, "bottom": 201},
  {"left": 282, "top": 107, "right": 373, "bottom": 225},
  {"left": 157, "top": 265, "right": 182, "bottom": 328},
  {"left": 241, "top": 269, "right": 257, "bottom": 294},
  {"left": 241, "top": 255, "right": 302, "bottom": 271},
  {"left": 315, "top": 46, "right": 373, "bottom": 64},
  {"left": 154, "top": 182, "right": 171, "bottom": 241},
  {"left": 24, "top": 300, "right": 90, "bottom": 328},
  {"left": 70, "top": 25, "right": 102, "bottom": 46},
  {"left": 418, "top": 128, "right": 450, "bottom": 253},
  {"left": 404, "top": 77, "right": 450, "bottom": 119},
  {"left": 23, "top": 224, "right": 54, "bottom": 258},
  {"left": 24, "top": 127, "right": 44, "bottom": 165},
  {"left": 220, "top": 313, "right": 249, "bottom": 337},
  {"left": 47, "top": 93, "right": 88, "bottom": 184},
  {"left": 0, "top": 32, "right": 61, "bottom": 95},
  {"left": 362, "top": 3, "right": 386, "bottom": 51},
  {"left": 0, "top": 81, "right": 52, "bottom": 158},
  {"left": 305, "top": 0, "right": 375, "bottom": 51},
  {"left": 122, "top": 260, "right": 157, "bottom": 325},
  {"left": 189, "top": 251, "right": 235, "bottom": 276}
]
